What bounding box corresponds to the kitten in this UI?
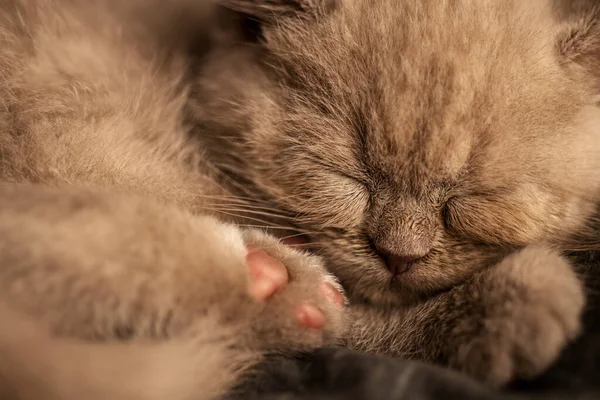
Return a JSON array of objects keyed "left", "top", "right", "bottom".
[
  {"left": 0, "top": 0, "right": 598, "bottom": 399},
  {"left": 194, "top": 0, "right": 600, "bottom": 384}
]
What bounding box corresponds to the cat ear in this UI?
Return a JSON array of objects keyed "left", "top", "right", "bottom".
[
  {"left": 216, "top": 0, "right": 336, "bottom": 21},
  {"left": 556, "top": 5, "right": 600, "bottom": 90}
]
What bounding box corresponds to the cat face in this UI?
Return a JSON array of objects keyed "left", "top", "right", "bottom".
[{"left": 195, "top": 0, "right": 600, "bottom": 305}]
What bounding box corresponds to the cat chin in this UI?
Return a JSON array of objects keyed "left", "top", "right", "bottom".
[
  {"left": 348, "top": 282, "right": 426, "bottom": 308},
  {"left": 339, "top": 264, "right": 432, "bottom": 307},
  {"left": 345, "top": 261, "right": 464, "bottom": 307}
]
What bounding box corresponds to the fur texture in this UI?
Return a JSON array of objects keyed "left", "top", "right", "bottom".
[{"left": 0, "top": 0, "right": 599, "bottom": 398}]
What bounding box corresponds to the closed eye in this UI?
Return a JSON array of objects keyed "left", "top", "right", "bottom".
[
  {"left": 441, "top": 197, "right": 455, "bottom": 230},
  {"left": 304, "top": 153, "right": 370, "bottom": 189},
  {"left": 441, "top": 195, "right": 466, "bottom": 232}
]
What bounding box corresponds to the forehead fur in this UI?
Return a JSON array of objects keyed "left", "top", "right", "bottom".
[{"left": 262, "top": 0, "right": 591, "bottom": 194}]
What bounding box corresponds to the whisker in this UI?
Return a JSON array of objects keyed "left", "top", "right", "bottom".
[{"left": 209, "top": 206, "right": 298, "bottom": 222}]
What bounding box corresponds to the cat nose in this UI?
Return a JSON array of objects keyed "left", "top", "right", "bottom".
[{"left": 374, "top": 244, "right": 430, "bottom": 275}]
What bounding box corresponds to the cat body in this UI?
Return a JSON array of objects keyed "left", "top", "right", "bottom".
[{"left": 0, "top": 0, "right": 599, "bottom": 398}]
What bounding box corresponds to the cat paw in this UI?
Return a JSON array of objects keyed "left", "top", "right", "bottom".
[
  {"left": 449, "top": 246, "right": 585, "bottom": 387},
  {"left": 241, "top": 230, "right": 346, "bottom": 350}
]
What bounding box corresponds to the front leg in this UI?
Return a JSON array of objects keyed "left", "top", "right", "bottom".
[
  {"left": 344, "top": 246, "right": 585, "bottom": 387},
  {"left": 0, "top": 183, "right": 346, "bottom": 400}
]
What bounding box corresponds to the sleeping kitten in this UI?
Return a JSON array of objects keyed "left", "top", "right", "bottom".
[
  {"left": 194, "top": 0, "right": 600, "bottom": 384},
  {"left": 0, "top": 0, "right": 598, "bottom": 399}
]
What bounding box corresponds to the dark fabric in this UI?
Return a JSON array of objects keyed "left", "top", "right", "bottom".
[
  {"left": 235, "top": 251, "right": 600, "bottom": 400},
  {"left": 232, "top": 348, "right": 507, "bottom": 400}
]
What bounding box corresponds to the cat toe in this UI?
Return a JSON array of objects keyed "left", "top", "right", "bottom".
[
  {"left": 241, "top": 229, "right": 346, "bottom": 350},
  {"left": 296, "top": 303, "right": 326, "bottom": 329},
  {"left": 246, "top": 246, "right": 288, "bottom": 300},
  {"left": 320, "top": 281, "right": 345, "bottom": 309},
  {"left": 294, "top": 282, "right": 345, "bottom": 329},
  {"left": 246, "top": 244, "right": 343, "bottom": 331}
]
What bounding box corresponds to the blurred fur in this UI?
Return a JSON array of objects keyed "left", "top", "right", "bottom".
[
  {"left": 0, "top": 302, "right": 253, "bottom": 400},
  {"left": 0, "top": 0, "right": 599, "bottom": 398}
]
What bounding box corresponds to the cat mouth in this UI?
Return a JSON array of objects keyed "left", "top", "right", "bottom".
[{"left": 390, "top": 262, "right": 417, "bottom": 280}]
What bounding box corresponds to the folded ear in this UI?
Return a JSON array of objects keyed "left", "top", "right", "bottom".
[
  {"left": 556, "top": 4, "right": 600, "bottom": 90},
  {"left": 216, "top": 0, "right": 336, "bottom": 21}
]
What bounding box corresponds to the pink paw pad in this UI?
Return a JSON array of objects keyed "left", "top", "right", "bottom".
[
  {"left": 320, "top": 281, "right": 345, "bottom": 308},
  {"left": 246, "top": 246, "right": 288, "bottom": 300},
  {"left": 296, "top": 304, "right": 326, "bottom": 330},
  {"left": 245, "top": 245, "right": 345, "bottom": 331}
]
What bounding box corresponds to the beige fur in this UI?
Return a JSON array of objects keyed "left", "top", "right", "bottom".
[
  {"left": 0, "top": 302, "right": 252, "bottom": 400},
  {"left": 0, "top": 181, "right": 345, "bottom": 399},
  {"left": 0, "top": 0, "right": 599, "bottom": 398},
  {"left": 190, "top": 0, "right": 599, "bottom": 385},
  {"left": 0, "top": 1, "right": 344, "bottom": 398}
]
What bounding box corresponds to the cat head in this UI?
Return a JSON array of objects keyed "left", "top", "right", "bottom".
[{"left": 194, "top": 0, "right": 600, "bottom": 305}]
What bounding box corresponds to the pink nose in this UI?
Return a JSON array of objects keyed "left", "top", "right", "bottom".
[{"left": 374, "top": 244, "right": 430, "bottom": 275}]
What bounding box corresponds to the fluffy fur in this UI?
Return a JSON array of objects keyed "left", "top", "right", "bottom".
[{"left": 0, "top": 0, "right": 599, "bottom": 398}]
